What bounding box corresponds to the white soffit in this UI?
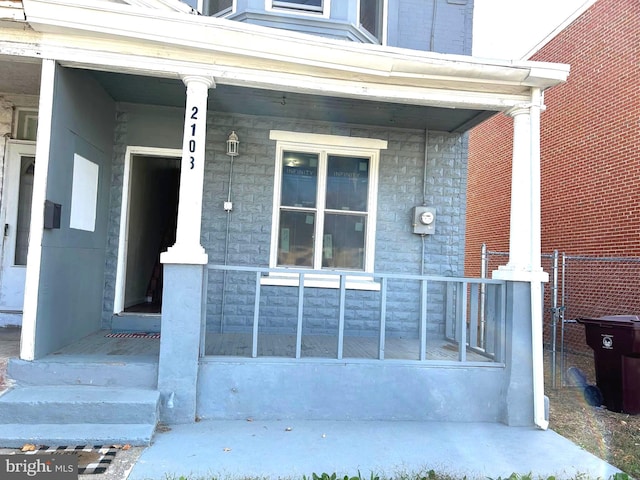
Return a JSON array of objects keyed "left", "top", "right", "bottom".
[{"left": 18, "top": 0, "right": 570, "bottom": 109}]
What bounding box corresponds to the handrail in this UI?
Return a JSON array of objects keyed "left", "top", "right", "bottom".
[{"left": 207, "top": 264, "right": 506, "bottom": 285}]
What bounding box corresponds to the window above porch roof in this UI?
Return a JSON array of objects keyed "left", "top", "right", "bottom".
[{"left": 16, "top": 0, "right": 570, "bottom": 126}]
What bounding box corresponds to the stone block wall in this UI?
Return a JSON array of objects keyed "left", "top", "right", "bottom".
[
  {"left": 105, "top": 107, "right": 468, "bottom": 338},
  {"left": 200, "top": 113, "right": 467, "bottom": 337}
]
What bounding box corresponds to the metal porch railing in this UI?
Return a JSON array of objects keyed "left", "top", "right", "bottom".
[{"left": 207, "top": 265, "right": 506, "bottom": 363}]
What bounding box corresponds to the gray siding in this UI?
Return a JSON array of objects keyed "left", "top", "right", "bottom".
[
  {"left": 35, "top": 65, "right": 115, "bottom": 358},
  {"left": 388, "top": 0, "right": 473, "bottom": 54},
  {"left": 226, "top": 0, "right": 474, "bottom": 54},
  {"left": 104, "top": 105, "right": 468, "bottom": 339}
]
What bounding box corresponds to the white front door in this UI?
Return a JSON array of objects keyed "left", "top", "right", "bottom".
[{"left": 0, "top": 141, "right": 36, "bottom": 312}]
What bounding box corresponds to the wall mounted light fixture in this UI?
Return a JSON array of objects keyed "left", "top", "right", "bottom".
[{"left": 226, "top": 131, "right": 239, "bottom": 157}]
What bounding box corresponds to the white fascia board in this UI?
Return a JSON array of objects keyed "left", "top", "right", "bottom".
[
  {"left": 0, "top": 34, "right": 532, "bottom": 111},
  {"left": 19, "top": 0, "right": 569, "bottom": 106},
  {"left": 124, "top": 0, "right": 195, "bottom": 14},
  {"left": 0, "top": 1, "right": 25, "bottom": 22}
]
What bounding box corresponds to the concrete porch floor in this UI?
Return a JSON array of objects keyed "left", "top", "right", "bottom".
[
  {"left": 129, "top": 419, "right": 622, "bottom": 480},
  {"left": 0, "top": 327, "right": 623, "bottom": 479}
]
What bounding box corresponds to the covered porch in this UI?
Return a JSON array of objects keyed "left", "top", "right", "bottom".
[{"left": 0, "top": 0, "right": 569, "bottom": 445}]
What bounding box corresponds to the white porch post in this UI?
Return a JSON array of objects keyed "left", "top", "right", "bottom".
[
  {"left": 493, "top": 89, "right": 549, "bottom": 430},
  {"left": 160, "top": 75, "right": 214, "bottom": 266},
  {"left": 492, "top": 90, "right": 548, "bottom": 282},
  {"left": 158, "top": 74, "right": 213, "bottom": 423}
]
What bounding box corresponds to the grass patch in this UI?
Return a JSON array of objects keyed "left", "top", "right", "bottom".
[
  {"left": 546, "top": 350, "right": 640, "bottom": 478},
  {"left": 162, "top": 472, "right": 633, "bottom": 480}
]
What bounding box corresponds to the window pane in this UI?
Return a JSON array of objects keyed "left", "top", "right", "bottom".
[
  {"left": 15, "top": 156, "right": 35, "bottom": 266},
  {"left": 207, "top": 0, "right": 232, "bottom": 14},
  {"left": 326, "top": 155, "right": 369, "bottom": 211},
  {"left": 278, "top": 210, "right": 315, "bottom": 267},
  {"left": 360, "top": 0, "right": 383, "bottom": 40},
  {"left": 281, "top": 151, "right": 318, "bottom": 208},
  {"left": 322, "top": 214, "right": 366, "bottom": 270},
  {"left": 15, "top": 110, "right": 38, "bottom": 141},
  {"left": 273, "top": 0, "right": 322, "bottom": 11}
]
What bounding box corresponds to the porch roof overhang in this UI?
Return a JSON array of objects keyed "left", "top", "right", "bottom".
[{"left": 4, "top": 0, "right": 570, "bottom": 132}]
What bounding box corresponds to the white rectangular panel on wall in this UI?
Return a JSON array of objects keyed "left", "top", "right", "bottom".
[{"left": 70, "top": 154, "right": 99, "bottom": 232}]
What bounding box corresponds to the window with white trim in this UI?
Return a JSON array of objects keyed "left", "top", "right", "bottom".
[
  {"left": 359, "top": 0, "right": 384, "bottom": 43},
  {"left": 271, "top": 0, "right": 323, "bottom": 14},
  {"left": 204, "top": 0, "right": 233, "bottom": 16},
  {"left": 268, "top": 131, "right": 386, "bottom": 282}
]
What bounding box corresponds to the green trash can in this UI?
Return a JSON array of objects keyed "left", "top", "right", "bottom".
[{"left": 577, "top": 314, "right": 640, "bottom": 414}]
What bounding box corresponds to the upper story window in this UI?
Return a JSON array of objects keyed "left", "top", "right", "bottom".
[
  {"left": 268, "top": 131, "right": 387, "bottom": 287},
  {"left": 13, "top": 108, "right": 38, "bottom": 141},
  {"left": 271, "top": 0, "right": 323, "bottom": 13},
  {"left": 359, "top": 0, "right": 384, "bottom": 42},
  {"left": 205, "top": 0, "right": 233, "bottom": 16}
]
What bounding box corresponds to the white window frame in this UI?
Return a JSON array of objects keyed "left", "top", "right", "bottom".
[
  {"left": 12, "top": 108, "right": 38, "bottom": 141},
  {"left": 264, "top": 130, "right": 387, "bottom": 290},
  {"left": 358, "top": 0, "right": 388, "bottom": 45},
  {"left": 203, "top": 0, "right": 235, "bottom": 16},
  {"left": 266, "top": 0, "right": 330, "bottom": 18}
]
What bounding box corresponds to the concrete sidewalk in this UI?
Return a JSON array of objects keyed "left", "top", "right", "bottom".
[{"left": 128, "top": 420, "right": 621, "bottom": 480}]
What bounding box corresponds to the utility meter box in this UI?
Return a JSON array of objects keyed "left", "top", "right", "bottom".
[{"left": 412, "top": 206, "right": 436, "bottom": 235}]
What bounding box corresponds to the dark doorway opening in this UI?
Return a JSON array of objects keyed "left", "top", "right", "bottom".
[{"left": 123, "top": 155, "right": 180, "bottom": 314}]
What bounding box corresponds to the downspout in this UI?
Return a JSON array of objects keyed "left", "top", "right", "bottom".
[
  {"left": 529, "top": 88, "right": 548, "bottom": 430},
  {"left": 429, "top": 0, "right": 438, "bottom": 51},
  {"left": 220, "top": 153, "right": 234, "bottom": 333}
]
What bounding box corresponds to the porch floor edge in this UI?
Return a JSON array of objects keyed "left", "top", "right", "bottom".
[{"left": 128, "top": 420, "right": 620, "bottom": 480}]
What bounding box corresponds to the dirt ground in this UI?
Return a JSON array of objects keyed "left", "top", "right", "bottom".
[
  {"left": 0, "top": 326, "right": 20, "bottom": 393},
  {"left": 545, "top": 349, "right": 640, "bottom": 478}
]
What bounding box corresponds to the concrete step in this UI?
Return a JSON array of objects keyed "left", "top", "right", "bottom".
[
  {"left": 0, "top": 386, "right": 160, "bottom": 425},
  {"left": 0, "top": 423, "right": 156, "bottom": 447},
  {"left": 111, "top": 314, "right": 161, "bottom": 333},
  {"left": 7, "top": 358, "right": 158, "bottom": 388}
]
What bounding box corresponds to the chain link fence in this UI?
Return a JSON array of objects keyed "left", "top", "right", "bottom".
[{"left": 481, "top": 246, "right": 640, "bottom": 387}]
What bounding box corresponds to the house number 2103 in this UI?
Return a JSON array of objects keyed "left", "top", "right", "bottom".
[{"left": 189, "top": 106, "right": 198, "bottom": 170}]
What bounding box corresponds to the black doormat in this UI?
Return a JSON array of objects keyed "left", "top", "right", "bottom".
[
  {"left": 24, "top": 445, "right": 117, "bottom": 474},
  {"left": 105, "top": 332, "right": 160, "bottom": 339}
]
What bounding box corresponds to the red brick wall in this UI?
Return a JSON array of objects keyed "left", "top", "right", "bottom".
[
  {"left": 465, "top": 112, "right": 512, "bottom": 276},
  {"left": 465, "top": 0, "right": 640, "bottom": 277}
]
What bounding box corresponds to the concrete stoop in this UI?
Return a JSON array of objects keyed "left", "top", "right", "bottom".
[
  {"left": 8, "top": 357, "right": 158, "bottom": 389},
  {"left": 0, "top": 385, "right": 160, "bottom": 447}
]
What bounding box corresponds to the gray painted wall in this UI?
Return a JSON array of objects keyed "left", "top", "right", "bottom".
[
  {"left": 103, "top": 105, "right": 468, "bottom": 342},
  {"left": 34, "top": 64, "right": 115, "bottom": 358},
  {"left": 197, "top": 360, "right": 504, "bottom": 421}
]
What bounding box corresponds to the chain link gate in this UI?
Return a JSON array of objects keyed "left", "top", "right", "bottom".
[
  {"left": 480, "top": 245, "right": 560, "bottom": 384},
  {"left": 481, "top": 245, "right": 640, "bottom": 388}
]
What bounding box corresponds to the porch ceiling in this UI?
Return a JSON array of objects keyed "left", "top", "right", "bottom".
[
  {"left": 0, "top": 55, "right": 495, "bottom": 132},
  {"left": 0, "top": 56, "right": 41, "bottom": 96},
  {"left": 88, "top": 70, "right": 495, "bottom": 133}
]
